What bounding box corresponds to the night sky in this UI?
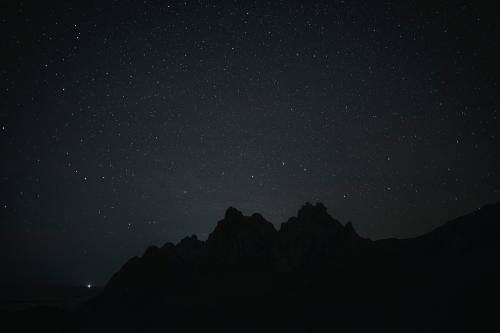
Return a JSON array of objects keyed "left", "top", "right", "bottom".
[{"left": 1, "top": 1, "right": 499, "bottom": 286}]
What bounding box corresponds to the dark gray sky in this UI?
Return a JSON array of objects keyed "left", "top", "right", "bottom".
[{"left": 1, "top": 0, "right": 499, "bottom": 286}]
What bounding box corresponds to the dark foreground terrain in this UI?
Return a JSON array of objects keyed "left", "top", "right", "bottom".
[{"left": 3, "top": 202, "right": 500, "bottom": 332}]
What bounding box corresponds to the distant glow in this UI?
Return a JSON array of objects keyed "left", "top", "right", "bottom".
[{"left": 87, "top": 284, "right": 92, "bottom": 289}]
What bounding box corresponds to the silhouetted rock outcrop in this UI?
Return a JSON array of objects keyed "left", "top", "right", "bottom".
[
  {"left": 276, "top": 202, "right": 368, "bottom": 270},
  {"left": 206, "top": 207, "right": 278, "bottom": 269}
]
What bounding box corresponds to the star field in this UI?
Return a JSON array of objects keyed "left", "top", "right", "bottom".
[{"left": 1, "top": 1, "right": 499, "bottom": 285}]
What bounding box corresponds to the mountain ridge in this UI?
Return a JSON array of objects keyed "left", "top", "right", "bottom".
[{"left": 105, "top": 202, "right": 500, "bottom": 291}]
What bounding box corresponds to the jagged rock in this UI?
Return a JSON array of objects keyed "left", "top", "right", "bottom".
[
  {"left": 276, "top": 203, "right": 366, "bottom": 270},
  {"left": 176, "top": 235, "right": 204, "bottom": 261},
  {"left": 344, "top": 222, "right": 358, "bottom": 238},
  {"left": 206, "top": 207, "right": 277, "bottom": 269},
  {"left": 106, "top": 242, "right": 184, "bottom": 290}
]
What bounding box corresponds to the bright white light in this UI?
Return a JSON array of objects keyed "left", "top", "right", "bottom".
[{"left": 87, "top": 284, "right": 92, "bottom": 289}]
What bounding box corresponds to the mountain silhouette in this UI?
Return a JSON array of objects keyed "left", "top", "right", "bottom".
[
  {"left": 106, "top": 202, "right": 500, "bottom": 291},
  {"left": 5, "top": 203, "right": 500, "bottom": 332}
]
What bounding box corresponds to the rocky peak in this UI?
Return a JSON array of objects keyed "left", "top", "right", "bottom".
[
  {"left": 224, "top": 206, "right": 243, "bottom": 220},
  {"left": 344, "top": 222, "right": 360, "bottom": 239},
  {"left": 206, "top": 207, "right": 277, "bottom": 268},
  {"left": 280, "top": 202, "right": 344, "bottom": 234},
  {"left": 297, "top": 202, "right": 328, "bottom": 220}
]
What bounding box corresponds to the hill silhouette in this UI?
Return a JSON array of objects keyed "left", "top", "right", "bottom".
[{"left": 4, "top": 202, "right": 500, "bottom": 332}]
